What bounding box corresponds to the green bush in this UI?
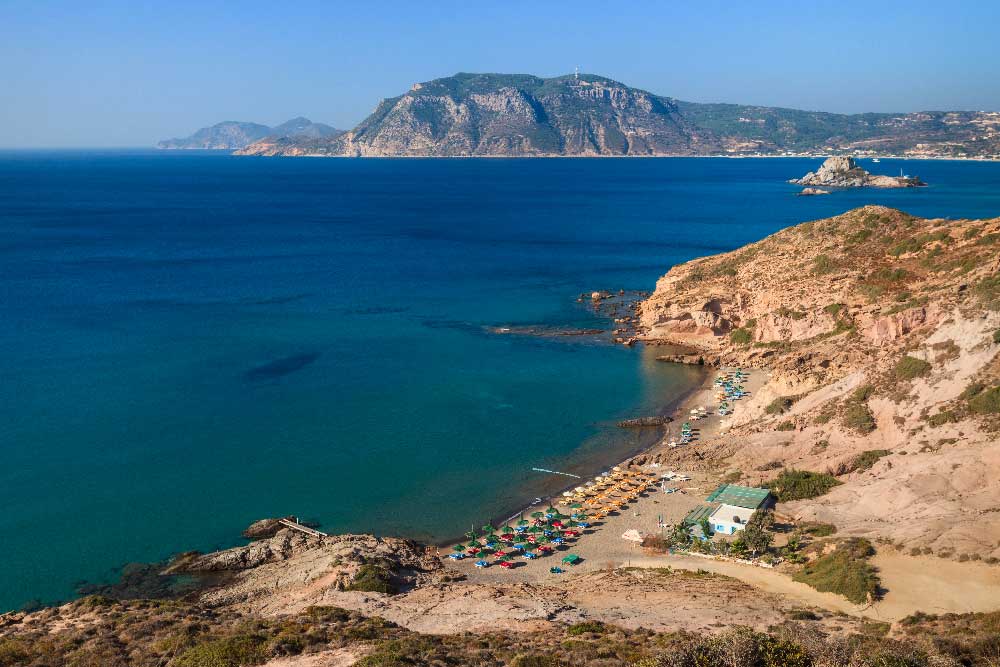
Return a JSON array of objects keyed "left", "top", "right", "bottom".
[
  {"left": 851, "top": 450, "right": 890, "bottom": 472},
  {"left": 792, "top": 538, "right": 879, "bottom": 604},
  {"left": 0, "top": 640, "right": 30, "bottom": 667},
  {"left": 173, "top": 635, "right": 268, "bottom": 667},
  {"left": 776, "top": 420, "right": 795, "bottom": 431},
  {"left": 812, "top": 254, "right": 835, "bottom": 274},
  {"left": 766, "top": 469, "right": 841, "bottom": 502},
  {"left": 566, "top": 621, "right": 606, "bottom": 636},
  {"left": 993, "top": 329, "right": 1000, "bottom": 344},
  {"left": 851, "top": 384, "right": 875, "bottom": 402},
  {"left": 843, "top": 401, "right": 876, "bottom": 434},
  {"left": 799, "top": 522, "right": 837, "bottom": 537},
  {"left": 823, "top": 302, "right": 844, "bottom": 317},
  {"left": 960, "top": 382, "right": 985, "bottom": 400},
  {"left": 969, "top": 386, "right": 1000, "bottom": 415},
  {"left": 346, "top": 564, "right": 396, "bottom": 594},
  {"left": 730, "top": 328, "right": 753, "bottom": 345},
  {"left": 895, "top": 355, "right": 932, "bottom": 380},
  {"left": 927, "top": 410, "right": 957, "bottom": 427}
]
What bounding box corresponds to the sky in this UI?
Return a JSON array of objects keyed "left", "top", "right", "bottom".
[{"left": 3, "top": 0, "right": 1000, "bottom": 147}]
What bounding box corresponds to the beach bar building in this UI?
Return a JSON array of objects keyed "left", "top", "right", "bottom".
[{"left": 703, "top": 484, "right": 773, "bottom": 536}]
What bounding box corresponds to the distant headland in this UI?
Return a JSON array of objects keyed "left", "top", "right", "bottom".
[{"left": 160, "top": 72, "right": 1000, "bottom": 159}]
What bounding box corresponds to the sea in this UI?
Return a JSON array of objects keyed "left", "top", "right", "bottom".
[{"left": 1, "top": 152, "right": 999, "bottom": 611}]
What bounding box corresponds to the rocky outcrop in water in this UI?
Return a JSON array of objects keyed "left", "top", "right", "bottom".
[{"left": 790, "top": 156, "right": 925, "bottom": 188}]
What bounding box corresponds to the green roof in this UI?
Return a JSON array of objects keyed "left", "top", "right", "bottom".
[
  {"left": 683, "top": 504, "right": 716, "bottom": 525},
  {"left": 704, "top": 484, "right": 772, "bottom": 509}
]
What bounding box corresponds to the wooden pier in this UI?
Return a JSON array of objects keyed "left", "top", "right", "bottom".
[{"left": 278, "top": 518, "right": 328, "bottom": 538}]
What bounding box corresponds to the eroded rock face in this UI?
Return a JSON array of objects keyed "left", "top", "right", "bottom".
[
  {"left": 238, "top": 74, "right": 720, "bottom": 157},
  {"left": 165, "top": 528, "right": 436, "bottom": 576}
]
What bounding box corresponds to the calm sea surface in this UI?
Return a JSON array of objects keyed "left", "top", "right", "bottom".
[{"left": 1, "top": 152, "right": 998, "bottom": 610}]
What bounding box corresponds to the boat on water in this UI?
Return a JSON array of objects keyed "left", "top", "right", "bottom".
[{"left": 872, "top": 157, "right": 881, "bottom": 162}]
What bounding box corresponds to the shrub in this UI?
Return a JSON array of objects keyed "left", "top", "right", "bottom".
[
  {"left": 798, "top": 522, "right": 837, "bottom": 537},
  {"left": 766, "top": 469, "right": 842, "bottom": 501},
  {"left": 776, "top": 420, "right": 795, "bottom": 431},
  {"left": 346, "top": 564, "right": 396, "bottom": 594},
  {"left": 813, "top": 254, "right": 835, "bottom": 274},
  {"left": 787, "top": 609, "right": 820, "bottom": 621},
  {"left": 960, "top": 382, "right": 985, "bottom": 400},
  {"left": 843, "top": 401, "right": 876, "bottom": 434},
  {"left": 173, "top": 634, "right": 268, "bottom": 667},
  {"left": 0, "top": 640, "right": 30, "bottom": 666},
  {"left": 927, "top": 410, "right": 957, "bottom": 427},
  {"left": 566, "top": 621, "right": 606, "bottom": 636},
  {"left": 792, "top": 538, "right": 880, "bottom": 604},
  {"left": 823, "top": 302, "right": 844, "bottom": 317},
  {"left": 895, "top": 355, "right": 932, "bottom": 381},
  {"left": 994, "top": 328, "right": 1000, "bottom": 344},
  {"left": 851, "top": 384, "right": 875, "bottom": 402},
  {"left": 852, "top": 450, "right": 890, "bottom": 472},
  {"left": 968, "top": 386, "right": 1000, "bottom": 415},
  {"left": 729, "top": 328, "right": 752, "bottom": 345},
  {"left": 765, "top": 397, "right": 794, "bottom": 415}
]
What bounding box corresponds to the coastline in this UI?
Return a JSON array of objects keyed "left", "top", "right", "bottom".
[{"left": 472, "top": 356, "right": 712, "bottom": 545}]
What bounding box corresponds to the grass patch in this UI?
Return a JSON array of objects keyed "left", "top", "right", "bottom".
[
  {"left": 812, "top": 254, "right": 835, "bottom": 274},
  {"left": 766, "top": 469, "right": 841, "bottom": 502},
  {"left": 895, "top": 356, "right": 932, "bottom": 381},
  {"left": 776, "top": 420, "right": 795, "bottom": 431},
  {"left": 823, "top": 303, "right": 844, "bottom": 317},
  {"left": 793, "top": 538, "right": 879, "bottom": 604}
]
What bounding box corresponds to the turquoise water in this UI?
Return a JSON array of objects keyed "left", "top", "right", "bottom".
[{"left": 1, "top": 153, "right": 999, "bottom": 611}]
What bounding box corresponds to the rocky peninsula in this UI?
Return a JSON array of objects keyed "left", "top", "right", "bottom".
[{"left": 790, "top": 156, "right": 926, "bottom": 188}]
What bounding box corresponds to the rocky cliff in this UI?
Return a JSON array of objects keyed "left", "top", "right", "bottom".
[
  {"left": 239, "top": 73, "right": 719, "bottom": 157},
  {"left": 791, "top": 156, "right": 925, "bottom": 188},
  {"left": 640, "top": 206, "right": 1000, "bottom": 557},
  {"left": 236, "top": 72, "right": 1000, "bottom": 158}
]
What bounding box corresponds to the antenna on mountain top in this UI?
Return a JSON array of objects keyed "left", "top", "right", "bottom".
[{"left": 574, "top": 66, "right": 579, "bottom": 80}]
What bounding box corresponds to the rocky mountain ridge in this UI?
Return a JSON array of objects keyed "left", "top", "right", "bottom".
[
  {"left": 157, "top": 117, "right": 342, "bottom": 150},
  {"left": 235, "top": 72, "right": 1000, "bottom": 158}
]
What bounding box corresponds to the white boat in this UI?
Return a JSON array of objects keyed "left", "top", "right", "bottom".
[{"left": 872, "top": 157, "right": 881, "bottom": 162}]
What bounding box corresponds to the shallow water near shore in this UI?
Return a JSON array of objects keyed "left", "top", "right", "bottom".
[{"left": 1, "top": 152, "right": 999, "bottom": 611}]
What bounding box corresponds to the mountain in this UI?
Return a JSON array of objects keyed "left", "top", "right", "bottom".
[
  {"left": 157, "top": 118, "right": 342, "bottom": 150},
  {"left": 235, "top": 72, "right": 1000, "bottom": 158}
]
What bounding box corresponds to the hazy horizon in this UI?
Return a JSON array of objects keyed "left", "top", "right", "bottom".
[{"left": 3, "top": 0, "right": 1000, "bottom": 148}]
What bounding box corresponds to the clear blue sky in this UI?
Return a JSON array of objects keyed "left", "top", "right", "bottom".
[{"left": 3, "top": 0, "right": 1000, "bottom": 147}]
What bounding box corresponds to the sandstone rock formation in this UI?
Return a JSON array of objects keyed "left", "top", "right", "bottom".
[
  {"left": 790, "top": 156, "right": 925, "bottom": 188},
  {"left": 639, "top": 206, "right": 1000, "bottom": 557}
]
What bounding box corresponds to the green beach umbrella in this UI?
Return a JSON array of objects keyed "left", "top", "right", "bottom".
[
  {"left": 546, "top": 506, "right": 557, "bottom": 514},
  {"left": 481, "top": 525, "right": 495, "bottom": 535},
  {"left": 530, "top": 511, "right": 544, "bottom": 519},
  {"left": 517, "top": 519, "right": 529, "bottom": 527},
  {"left": 466, "top": 540, "right": 479, "bottom": 548},
  {"left": 452, "top": 544, "right": 466, "bottom": 552},
  {"left": 570, "top": 503, "right": 583, "bottom": 509},
  {"left": 527, "top": 525, "right": 543, "bottom": 534}
]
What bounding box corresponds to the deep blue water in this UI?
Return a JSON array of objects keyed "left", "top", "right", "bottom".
[{"left": 1, "top": 152, "right": 999, "bottom": 611}]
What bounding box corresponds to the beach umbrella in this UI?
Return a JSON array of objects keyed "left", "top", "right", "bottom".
[
  {"left": 466, "top": 540, "right": 479, "bottom": 548},
  {"left": 516, "top": 518, "right": 529, "bottom": 527},
  {"left": 546, "top": 506, "right": 557, "bottom": 514},
  {"left": 527, "top": 525, "right": 542, "bottom": 534},
  {"left": 452, "top": 544, "right": 466, "bottom": 552},
  {"left": 530, "top": 511, "right": 544, "bottom": 519},
  {"left": 482, "top": 525, "right": 495, "bottom": 534}
]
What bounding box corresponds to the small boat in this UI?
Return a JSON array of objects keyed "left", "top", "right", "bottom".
[{"left": 872, "top": 157, "right": 881, "bottom": 163}]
